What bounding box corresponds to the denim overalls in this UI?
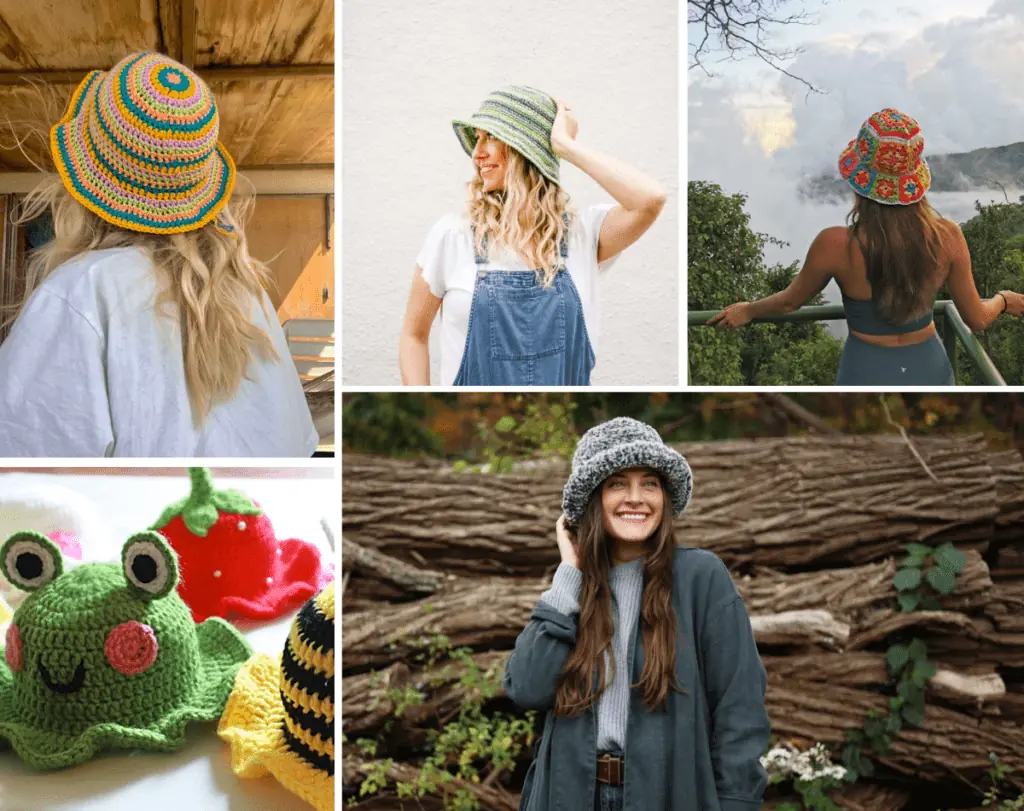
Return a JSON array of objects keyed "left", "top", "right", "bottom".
[{"left": 452, "top": 226, "right": 595, "bottom": 386}]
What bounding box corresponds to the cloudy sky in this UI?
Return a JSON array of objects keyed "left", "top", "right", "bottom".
[{"left": 689, "top": 0, "right": 1024, "bottom": 262}]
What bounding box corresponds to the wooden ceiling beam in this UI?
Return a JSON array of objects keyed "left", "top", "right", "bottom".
[
  {"left": 181, "top": 0, "right": 197, "bottom": 70},
  {"left": 0, "top": 64, "right": 333, "bottom": 86}
]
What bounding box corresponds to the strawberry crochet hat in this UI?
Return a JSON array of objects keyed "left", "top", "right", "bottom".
[{"left": 151, "top": 468, "right": 332, "bottom": 623}]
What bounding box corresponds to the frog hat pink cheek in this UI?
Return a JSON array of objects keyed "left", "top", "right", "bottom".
[
  {"left": 5, "top": 622, "right": 23, "bottom": 672},
  {"left": 104, "top": 621, "right": 158, "bottom": 676}
]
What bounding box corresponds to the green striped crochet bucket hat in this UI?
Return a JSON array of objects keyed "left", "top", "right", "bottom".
[{"left": 453, "top": 86, "right": 561, "bottom": 186}]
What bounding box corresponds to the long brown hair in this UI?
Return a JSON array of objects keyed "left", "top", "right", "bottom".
[
  {"left": 847, "top": 194, "right": 943, "bottom": 323},
  {"left": 554, "top": 474, "right": 682, "bottom": 717}
]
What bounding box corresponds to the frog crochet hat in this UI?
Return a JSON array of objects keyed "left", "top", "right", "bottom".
[
  {"left": 219, "top": 586, "right": 335, "bottom": 811},
  {"left": 151, "top": 468, "right": 332, "bottom": 623},
  {"left": 51, "top": 51, "right": 236, "bottom": 234},
  {"left": 0, "top": 530, "right": 251, "bottom": 771},
  {"left": 562, "top": 417, "right": 693, "bottom": 525}
]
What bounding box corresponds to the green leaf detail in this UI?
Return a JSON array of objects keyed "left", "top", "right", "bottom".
[
  {"left": 901, "top": 703, "right": 926, "bottom": 726},
  {"left": 893, "top": 567, "right": 922, "bottom": 592},
  {"left": 898, "top": 592, "right": 921, "bottom": 612},
  {"left": 926, "top": 566, "right": 956, "bottom": 596},
  {"left": 886, "top": 644, "right": 910, "bottom": 676},
  {"left": 494, "top": 416, "right": 516, "bottom": 433},
  {"left": 151, "top": 467, "right": 262, "bottom": 537},
  {"left": 908, "top": 638, "right": 928, "bottom": 663},
  {"left": 933, "top": 543, "right": 966, "bottom": 574}
]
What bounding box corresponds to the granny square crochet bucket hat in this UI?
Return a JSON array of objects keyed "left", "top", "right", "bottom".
[
  {"left": 50, "top": 51, "right": 236, "bottom": 234},
  {"left": 838, "top": 108, "right": 930, "bottom": 206},
  {"left": 151, "top": 468, "right": 333, "bottom": 623},
  {"left": 219, "top": 586, "right": 335, "bottom": 811},
  {"left": 562, "top": 417, "right": 693, "bottom": 525},
  {"left": 453, "top": 86, "right": 561, "bottom": 186},
  {"left": 0, "top": 530, "right": 251, "bottom": 770}
]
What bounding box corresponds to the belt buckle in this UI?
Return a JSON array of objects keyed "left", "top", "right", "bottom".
[{"left": 598, "top": 753, "right": 621, "bottom": 786}]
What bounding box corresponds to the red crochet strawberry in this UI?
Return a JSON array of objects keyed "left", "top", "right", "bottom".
[{"left": 151, "top": 468, "right": 330, "bottom": 622}]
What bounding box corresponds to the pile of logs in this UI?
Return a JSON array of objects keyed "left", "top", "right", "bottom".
[{"left": 341, "top": 434, "right": 1024, "bottom": 809}]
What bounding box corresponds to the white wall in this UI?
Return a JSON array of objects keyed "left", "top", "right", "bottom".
[{"left": 342, "top": 0, "right": 678, "bottom": 386}]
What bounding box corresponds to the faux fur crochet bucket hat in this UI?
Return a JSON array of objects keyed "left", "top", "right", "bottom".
[
  {"left": 453, "top": 86, "right": 562, "bottom": 187},
  {"left": 838, "top": 108, "right": 930, "bottom": 206},
  {"left": 51, "top": 51, "right": 236, "bottom": 235},
  {"left": 151, "top": 468, "right": 332, "bottom": 623},
  {"left": 562, "top": 417, "right": 693, "bottom": 525},
  {"left": 0, "top": 530, "right": 251, "bottom": 770},
  {"left": 218, "top": 586, "right": 335, "bottom": 811}
]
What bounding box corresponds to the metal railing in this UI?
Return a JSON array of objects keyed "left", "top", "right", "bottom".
[{"left": 687, "top": 300, "right": 1006, "bottom": 386}]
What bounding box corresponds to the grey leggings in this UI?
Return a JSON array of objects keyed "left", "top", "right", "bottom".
[
  {"left": 834, "top": 333, "right": 954, "bottom": 385},
  {"left": 594, "top": 783, "right": 624, "bottom": 811}
]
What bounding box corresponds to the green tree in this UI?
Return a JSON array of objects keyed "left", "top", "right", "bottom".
[
  {"left": 952, "top": 199, "right": 1024, "bottom": 385},
  {"left": 688, "top": 181, "right": 842, "bottom": 384}
]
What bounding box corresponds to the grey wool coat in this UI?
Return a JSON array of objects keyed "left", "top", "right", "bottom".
[{"left": 502, "top": 546, "right": 771, "bottom": 811}]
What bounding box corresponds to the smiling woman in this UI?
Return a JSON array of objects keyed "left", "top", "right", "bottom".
[
  {"left": 502, "top": 416, "right": 770, "bottom": 811},
  {"left": 398, "top": 85, "right": 668, "bottom": 387}
]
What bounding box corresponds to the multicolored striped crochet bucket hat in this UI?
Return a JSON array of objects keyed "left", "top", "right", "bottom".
[
  {"left": 218, "top": 586, "right": 335, "bottom": 811},
  {"left": 453, "top": 86, "right": 561, "bottom": 186},
  {"left": 838, "top": 108, "right": 930, "bottom": 206},
  {"left": 0, "top": 530, "right": 251, "bottom": 770},
  {"left": 50, "top": 51, "right": 236, "bottom": 234}
]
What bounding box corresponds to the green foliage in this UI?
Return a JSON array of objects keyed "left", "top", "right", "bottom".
[
  {"left": 982, "top": 752, "right": 1024, "bottom": 809},
  {"left": 952, "top": 200, "right": 1024, "bottom": 385},
  {"left": 342, "top": 393, "right": 445, "bottom": 456},
  {"left": 842, "top": 541, "right": 965, "bottom": 782},
  {"left": 454, "top": 396, "right": 579, "bottom": 474},
  {"left": 356, "top": 635, "right": 536, "bottom": 810},
  {"left": 687, "top": 181, "right": 842, "bottom": 385}
]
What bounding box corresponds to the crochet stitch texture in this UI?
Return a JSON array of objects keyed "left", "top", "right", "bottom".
[
  {"left": 837, "top": 108, "right": 931, "bottom": 206},
  {"left": 219, "top": 586, "right": 335, "bottom": 811},
  {"left": 50, "top": 52, "right": 236, "bottom": 234},
  {"left": 0, "top": 529, "right": 250, "bottom": 770},
  {"left": 562, "top": 417, "right": 693, "bottom": 525},
  {"left": 151, "top": 468, "right": 331, "bottom": 622},
  {"left": 453, "top": 86, "right": 562, "bottom": 186}
]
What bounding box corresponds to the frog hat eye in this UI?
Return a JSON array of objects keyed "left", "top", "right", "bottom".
[
  {"left": 1, "top": 531, "right": 63, "bottom": 591},
  {"left": 122, "top": 531, "right": 179, "bottom": 599}
]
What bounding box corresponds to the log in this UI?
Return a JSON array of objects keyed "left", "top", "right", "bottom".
[
  {"left": 766, "top": 682, "right": 1024, "bottom": 788},
  {"left": 343, "top": 755, "right": 519, "bottom": 811},
  {"left": 764, "top": 783, "right": 909, "bottom": 811},
  {"left": 342, "top": 434, "right": 1001, "bottom": 575},
  {"left": 342, "top": 534, "right": 453, "bottom": 598}
]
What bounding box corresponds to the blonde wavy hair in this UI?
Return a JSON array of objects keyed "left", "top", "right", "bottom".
[
  {"left": 10, "top": 177, "right": 278, "bottom": 424},
  {"left": 467, "top": 144, "right": 572, "bottom": 287}
]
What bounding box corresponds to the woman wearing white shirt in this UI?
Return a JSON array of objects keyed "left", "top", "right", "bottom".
[
  {"left": 399, "top": 86, "right": 667, "bottom": 386},
  {"left": 0, "top": 53, "right": 315, "bottom": 457}
]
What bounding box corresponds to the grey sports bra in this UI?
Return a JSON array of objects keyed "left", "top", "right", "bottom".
[{"left": 841, "top": 292, "right": 934, "bottom": 336}]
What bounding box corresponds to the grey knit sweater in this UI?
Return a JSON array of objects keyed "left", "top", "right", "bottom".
[{"left": 539, "top": 558, "right": 644, "bottom": 751}]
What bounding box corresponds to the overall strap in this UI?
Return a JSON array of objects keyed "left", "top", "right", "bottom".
[{"left": 472, "top": 215, "right": 572, "bottom": 269}]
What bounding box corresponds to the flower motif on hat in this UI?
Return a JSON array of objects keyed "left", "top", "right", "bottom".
[
  {"left": 836, "top": 107, "right": 930, "bottom": 206},
  {"left": 874, "top": 178, "right": 897, "bottom": 201}
]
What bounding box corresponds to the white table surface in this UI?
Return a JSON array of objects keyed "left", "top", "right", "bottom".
[{"left": 0, "top": 470, "right": 338, "bottom": 811}]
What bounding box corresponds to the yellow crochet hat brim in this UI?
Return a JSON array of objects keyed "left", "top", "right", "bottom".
[{"left": 218, "top": 653, "right": 334, "bottom": 811}]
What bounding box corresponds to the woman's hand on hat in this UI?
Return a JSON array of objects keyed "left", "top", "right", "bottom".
[
  {"left": 550, "top": 101, "right": 579, "bottom": 160},
  {"left": 707, "top": 302, "right": 752, "bottom": 329},
  {"left": 999, "top": 290, "right": 1024, "bottom": 317},
  {"left": 555, "top": 514, "right": 579, "bottom": 568}
]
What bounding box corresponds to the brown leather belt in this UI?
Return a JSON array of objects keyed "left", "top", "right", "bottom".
[{"left": 596, "top": 753, "right": 624, "bottom": 786}]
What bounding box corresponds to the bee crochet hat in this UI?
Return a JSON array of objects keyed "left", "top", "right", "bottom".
[
  {"left": 51, "top": 51, "right": 236, "bottom": 234},
  {"left": 562, "top": 417, "right": 694, "bottom": 526},
  {"left": 0, "top": 530, "right": 251, "bottom": 771},
  {"left": 452, "top": 86, "right": 562, "bottom": 187},
  {"left": 151, "top": 468, "right": 332, "bottom": 623},
  {"left": 838, "top": 108, "right": 931, "bottom": 206},
  {"left": 218, "top": 586, "right": 335, "bottom": 811}
]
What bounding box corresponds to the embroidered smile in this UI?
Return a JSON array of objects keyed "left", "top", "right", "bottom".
[{"left": 39, "top": 661, "right": 86, "bottom": 694}]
